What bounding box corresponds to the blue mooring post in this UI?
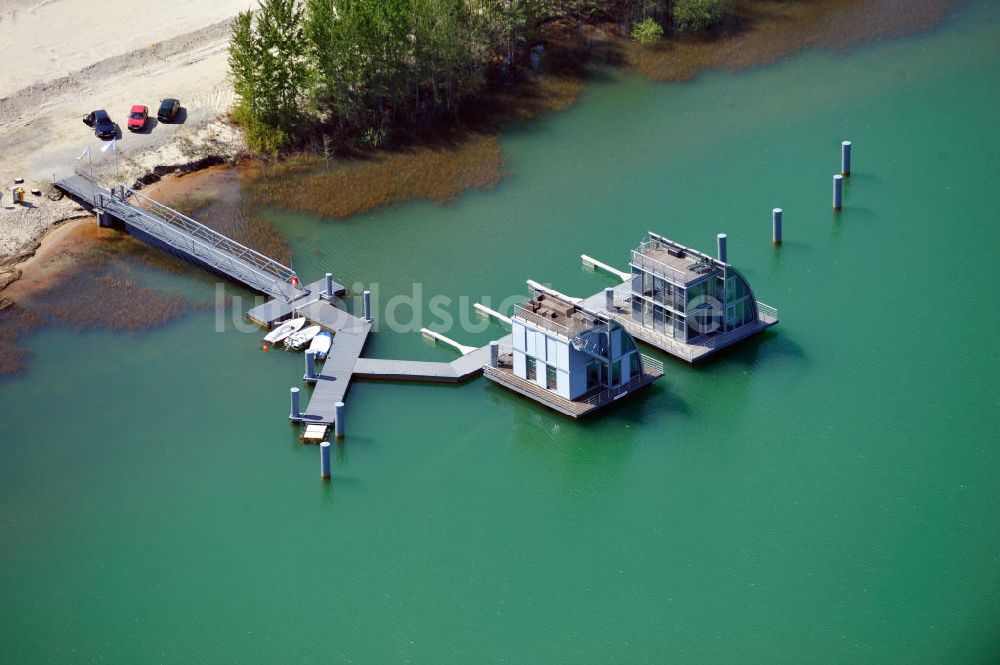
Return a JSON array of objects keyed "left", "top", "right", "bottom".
[
  {"left": 334, "top": 402, "right": 345, "bottom": 439},
  {"left": 841, "top": 140, "right": 852, "bottom": 177},
  {"left": 363, "top": 290, "right": 372, "bottom": 323},
  {"left": 325, "top": 273, "right": 333, "bottom": 299},
  {"left": 490, "top": 340, "right": 499, "bottom": 368},
  {"left": 772, "top": 208, "right": 783, "bottom": 245},
  {"left": 289, "top": 387, "right": 300, "bottom": 421},
  {"left": 304, "top": 349, "right": 316, "bottom": 381},
  {"left": 833, "top": 174, "right": 844, "bottom": 210},
  {"left": 605, "top": 287, "right": 614, "bottom": 311},
  {"left": 320, "top": 441, "right": 331, "bottom": 479},
  {"left": 717, "top": 233, "right": 728, "bottom": 264}
]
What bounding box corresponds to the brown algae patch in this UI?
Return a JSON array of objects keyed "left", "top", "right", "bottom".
[
  {"left": 626, "top": 0, "right": 966, "bottom": 82},
  {"left": 241, "top": 23, "right": 597, "bottom": 222},
  {"left": 0, "top": 223, "right": 193, "bottom": 375},
  {"left": 245, "top": 134, "right": 506, "bottom": 220},
  {"left": 149, "top": 166, "right": 293, "bottom": 265}
]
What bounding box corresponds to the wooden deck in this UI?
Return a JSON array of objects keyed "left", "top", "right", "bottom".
[
  {"left": 579, "top": 281, "right": 778, "bottom": 363},
  {"left": 483, "top": 363, "right": 662, "bottom": 418}
]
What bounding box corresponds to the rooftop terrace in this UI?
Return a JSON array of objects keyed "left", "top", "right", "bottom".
[
  {"left": 632, "top": 234, "right": 721, "bottom": 286},
  {"left": 513, "top": 292, "right": 603, "bottom": 338}
]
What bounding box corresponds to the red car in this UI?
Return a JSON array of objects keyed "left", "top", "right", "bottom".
[{"left": 127, "top": 105, "right": 148, "bottom": 132}]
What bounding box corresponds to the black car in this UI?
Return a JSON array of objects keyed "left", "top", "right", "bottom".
[
  {"left": 92, "top": 109, "right": 116, "bottom": 139},
  {"left": 157, "top": 98, "right": 181, "bottom": 123}
]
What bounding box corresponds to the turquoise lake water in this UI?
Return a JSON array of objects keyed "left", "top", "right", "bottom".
[{"left": 2, "top": 2, "right": 999, "bottom": 662}]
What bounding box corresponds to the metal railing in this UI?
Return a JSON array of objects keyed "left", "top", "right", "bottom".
[
  {"left": 640, "top": 353, "right": 664, "bottom": 375},
  {"left": 512, "top": 304, "right": 598, "bottom": 340},
  {"left": 631, "top": 248, "right": 690, "bottom": 284},
  {"left": 609, "top": 312, "right": 698, "bottom": 360},
  {"left": 484, "top": 355, "right": 659, "bottom": 412},
  {"left": 124, "top": 188, "right": 298, "bottom": 286},
  {"left": 756, "top": 301, "right": 779, "bottom": 320},
  {"left": 116, "top": 200, "right": 295, "bottom": 301},
  {"left": 580, "top": 371, "right": 651, "bottom": 406},
  {"left": 63, "top": 168, "right": 304, "bottom": 303},
  {"left": 602, "top": 302, "right": 778, "bottom": 359}
]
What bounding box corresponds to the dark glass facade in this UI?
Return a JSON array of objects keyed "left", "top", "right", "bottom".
[{"left": 629, "top": 263, "right": 758, "bottom": 344}]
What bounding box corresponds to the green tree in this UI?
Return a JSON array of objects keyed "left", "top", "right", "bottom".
[
  {"left": 235, "top": 0, "right": 669, "bottom": 154},
  {"left": 229, "top": 0, "right": 310, "bottom": 154},
  {"left": 229, "top": 11, "right": 259, "bottom": 117},
  {"left": 672, "top": 0, "right": 728, "bottom": 32},
  {"left": 631, "top": 17, "right": 663, "bottom": 45}
]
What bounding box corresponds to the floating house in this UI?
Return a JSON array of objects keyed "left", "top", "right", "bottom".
[
  {"left": 484, "top": 289, "right": 663, "bottom": 417},
  {"left": 588, "top": 231, "right": 778, "bottom": 362}
]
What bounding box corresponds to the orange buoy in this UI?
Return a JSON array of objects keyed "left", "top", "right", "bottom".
[
  {"left": 262, "top": 345, "right": 269, "bottom": 352},
  {"left": 291, "top": 275, "right": 300, "bottom": 287}
]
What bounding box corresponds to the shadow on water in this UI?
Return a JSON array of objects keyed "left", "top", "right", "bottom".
[
  {"left": 696, "top": 328, "right": 806, "bottom": 371},
  {"left": 846, "top": 172, "right": 883, "bottom": 185},
  {"left": 492, "top": 379, "right": 688, "bottom": 487}
]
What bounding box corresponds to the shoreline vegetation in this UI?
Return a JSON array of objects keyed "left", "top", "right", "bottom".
[
  {"left": 0, "top": 0, "right": 966, "bottom": 375},
  {"left": 228, "top": 0, "right": 963, "bottom": 157},
  {"left": 235, "top": 0, "right": 964, "bottom": 222},
  {"left": 228, "top": 0, "right": 685, "bottom": 155}
]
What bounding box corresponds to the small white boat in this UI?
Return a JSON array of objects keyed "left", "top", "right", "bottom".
[
  {"left": 308, "top": 332, "right": 333, "bottom": 359},
  {"left": 285, "top": 325, "right": 322, "bottom": 350},
  {"left": 263, "top": 317, "right": 305, "bottom": 345}
]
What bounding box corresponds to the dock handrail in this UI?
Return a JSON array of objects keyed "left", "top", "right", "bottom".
[
  {"left": 61, "top": 167, "right": 303, "bottom": 303},
  {"left": 124, "top": 187, "right": 298, "bottom": 286}
]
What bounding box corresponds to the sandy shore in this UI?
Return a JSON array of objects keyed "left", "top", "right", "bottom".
[{"left": 0, "top": 0, "right": 253, "bottom": 264}]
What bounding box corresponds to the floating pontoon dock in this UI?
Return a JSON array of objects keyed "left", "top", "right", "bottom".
[
  {"left": 297, "top": 322, "right": 371, "bottom": 425},
  {"left": 353, "top": 336, "right": 511, "bottom": 382},
  {"left": 56, "top": 167, "right": 779, "bottom": 439},
  {"left": 246, "top": 277, "right": 347, "bottom": 328}
]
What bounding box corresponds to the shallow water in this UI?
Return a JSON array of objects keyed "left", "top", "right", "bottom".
[{"left": 2, "top": 2, "right": 999, "bottom": 662}]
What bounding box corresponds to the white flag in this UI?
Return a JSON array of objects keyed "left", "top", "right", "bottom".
[
  {"left": 101, "top": 139, "right": 116, "bottom": 153},
  {"left": 76, "top": 147, "right": 90, "bottom": 160}
]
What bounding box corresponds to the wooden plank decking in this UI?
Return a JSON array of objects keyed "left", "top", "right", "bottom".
[{"left": 483, "top": 363, "right": 662, "bottom": 418}]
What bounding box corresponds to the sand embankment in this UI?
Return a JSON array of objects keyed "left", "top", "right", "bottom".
[{"left": 0, "top": 0, "right": 253, "bottom": 264}]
